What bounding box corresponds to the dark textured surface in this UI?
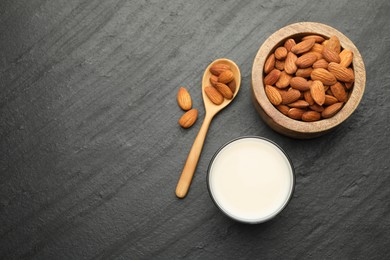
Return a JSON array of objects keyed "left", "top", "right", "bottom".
[{"left": 1, "top": 0, "right": 390, "bottom": 259}]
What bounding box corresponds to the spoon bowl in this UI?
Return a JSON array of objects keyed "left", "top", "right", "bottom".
[
  {"left": 176, "top": 58, "right": 241, "bottom": 198},
  {"left": 201, "top": 59, "right": 241, "bottom": 116}
]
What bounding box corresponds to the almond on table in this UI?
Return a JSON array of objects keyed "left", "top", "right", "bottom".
[{"left": 177, "top": 87, "right": 192, "bottom": 111}]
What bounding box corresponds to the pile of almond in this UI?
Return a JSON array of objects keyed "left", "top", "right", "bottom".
[
  {"left": 263, "top": 35, "right": 354, "bottom": 121},
  {"left": 205, "top": 64, "right": 236, "bottom": 105}
]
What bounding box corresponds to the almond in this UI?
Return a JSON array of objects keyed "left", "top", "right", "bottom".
[
  {"left": 281, "top": 88, "right": 301, "bottom": 104},
  {"left": 302, "top": 111, "right": 321, "bottom": 122},
  {"left": 275, "top": 60, "right": 285, "bottom": 71},
  {"left": 296, "top": 68, "right": 313, "bottom": 78},
  {"left": 264, "top": 54, "right": 275, "bottom": 74},
  {"left": 291, "top": 39, "right": 315, "bottom": 54},
  {"left": 227, "top": 79, "right": 236, "bottom": 93},
  {"left": 339, "top": 49, "right": 353, "bottom": 67},
  {"left": 328, "top": 62, "right": 354, "bottom": 82},
  {"left": 215, "top": 82, "right": 233, "bottom": 99},
  {"left": 330, "top": 82, "right": 348, "bottom": 102},
  {"left": 311, "top": 43, "right": 324, "bottom": 53},
  {"left": 309, "top": 104, "right": 324, "bottom": 112},
  {"left": 304, "top": 90, "right": 315, "bottom": 105},
  {"left": 324, "top": 94, "right": 339, "bottom": 105},
  {"left": 306, "top": 51, "right": 323, "bottom": 60},
  {"left": 311, "top": 68, "right": 337, "bottom": 85},
  {"left": 302, "top": 35, "right": 326, "bottom": 43},
  {"left": 322, "top": 102, "right": 344, "bottom": 118},
  {"left": 322, "top": 39, "right": 329, "bottom": 46},
  {"left": 287, "top": 108, "right": 306, "bottom": 120},
  {"left": 209, "top": 64, "right": 230, "bottom": 76},
  {"left": 264, "top": 69, "right": 281, "bottom": 85},
  {"left": 178, "top": 109, "right": 198, "bottom": 128},
  {"left": 284, "top": 52, "right": 298, "bottom": 74},
  {"left": 322, "top": 47, "right": 341, "bottom": 63},
  {"left": 345, "top": 81, "right": 354, "bottom": 90},
  {"left": 296, "top": 53, "right": 318, "bottom": 68},
  {"left": 284, "top": 38, "right": 296, "bottom": 51},
  {"left": 210, "top": 74, "right": 218, "bottom": 87},
  {"left": 275, "top": 47, "right": 288, "bottom": 60},
  {"left": 312, "top": 59, "right": 329, "bottom": 69},
  {"left": 287, "top": 100, "right": 309, "bottom": 108},
  {"left": 218, "top": 70, "right": 234, "bottom": 84},
  {"left": 275, "top": 71, "right": 292, "bottom": 88},
  {"left": 290, "top": 77, "right": 311, "bottom": 91},
  {"left": 310, "top": 80, "right": 325, "bottom": 106},
  {"left": 177, "top": 87, "right": 192, "bottom": 110},
  {"left": 276, "top": 104, "right": 290, "bottom": 116},
  {"left": 205, "top": 86, "right": 224, "bottom": 105},
  {"left": 265, "top": 85, "right": 282, "bottom": 105},
  {"left": 327, "top": 36, "right": 341, "bottom": 54}
]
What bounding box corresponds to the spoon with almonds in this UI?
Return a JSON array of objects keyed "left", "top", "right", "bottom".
[{"left": 175, "top": 58, "right": 241, "bottom": 198}]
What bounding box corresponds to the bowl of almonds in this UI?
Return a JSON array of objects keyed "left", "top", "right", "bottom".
[{"left": 252, "top": 22, "right": 366, "bottom": 138}]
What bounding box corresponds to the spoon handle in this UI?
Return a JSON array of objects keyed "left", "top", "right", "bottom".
[{"left": 176, "top": 113, "right": 213, "bottom": 198}]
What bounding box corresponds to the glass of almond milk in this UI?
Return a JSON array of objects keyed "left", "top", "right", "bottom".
[{"left": 207, "top": 137, "right": 295, "bottom": 224}]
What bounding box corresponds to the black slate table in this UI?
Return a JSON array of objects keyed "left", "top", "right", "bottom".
[{"left": 1, "top": 0, "right": 390, "bottom": 259}]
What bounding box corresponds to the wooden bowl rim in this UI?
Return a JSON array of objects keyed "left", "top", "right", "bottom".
[{"left": 252, "top": 22, "right": 366, "bottom": 134}]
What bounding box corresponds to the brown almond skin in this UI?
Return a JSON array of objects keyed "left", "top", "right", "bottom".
[
  {"left": 306, "top": 51, "right": 322, "bottom": 60},
  {"left": 178, "top": 109, "right": 198, "bottom": 128},
  {"left": 227, "top": 79, "right": 236, "bottom": 93},
  {"left": 296, "top": 53, "right": 318, "bottom": 68},
  {"left": 290, "top": 77, "right": 311, "bottom": 91},
  {"left": 210, "top": 75, "right": 218, "bottom": 87},
  {"left": 291, "top": 39, "right": 315, "bottom": 54},
  {"left": 287, "top": 108, "right": 306, "bottom": 120},
  {"left": 313, "top": 59, "right": 329, "bottom": 69},
  {"left": 177, "top": 87, "right": 192, "bottom": 111},
  {"left": 275, "top": 47, "right": 288, "bottom": 60},
  {"left": 328, "top": 62, "right": 355, "bottom": 82},
  {"left": 276, "top": 104, "right": 290, "bottom": 116},
  {"left": 322, "top": 47, "right": 341, "bottom": 63},
  {"left": 302, "top": 35, "right": 325, "bottom": 43},
  {"left": 265, "top": 85, "right": 282, "bottom": 105},
  {"left": 215, "top": 82, "right": 233, "bottom": 99},
  {"left": 310, "top": 80, "right": 326, "bottom": 106},
  {"left": 345, "top": 81, "right": 354, "bottom": 90},
  {"left": 296, "top": 68, "right": 313, "bottom": 78},
  {"left": 327, "top": 36, "right": 341, "bottom": 54},
  {"left": 324, "top": 94, "right": 339, "bottom": 105},
  {"left": 264, "top": 54, "right": 275, "bottom": 74},
  {"left": 330, "top": 82, "right": 348, "bottom": 102},
  {"left": 264, "top": 69, "right": 281, "bottom": 85},
  {"left": 311, "top": 68, "right": 337, "bottom": 85},
  {"left": 302, "top": 111, "right": 321, "bottom": 121},
  {"left": 287, "top": 100, "right": 310, "bottom": 108},
  {"left": 309, "top": 104, "right": 324, "bottom": 112},
  {"left": 304, "top": 90, "right": 315, "bottom": 105},
  {"left": 339, "top": 49, "right": 353, "bottom": 67},
  {"left": 204, "top": 86, "right": 224, "bottom": 105},
  {"left": 218, "top": 70, "right": 234, "bottom": 84},
  {"left": 281, "top": 88, "right": 301, "bottom": 104},
  {"left": 285, "top": 52, "right": 298, "bottom": 74},
  {"left": 275, "top": 60, "right": 285, "bottom": 71},
  {"left": 322, "top": 102, "right": 344, "bottom": 118},
  {"left": 311, "top": 43, "right": 324, "bottom": 53},
  {"left": 275, "top": 71, "right": 292, "bottom": 89},
  {"left": 210, "top": 64, "right": 230, "bottom": 76},
  {"left": 284, "top": 38, "right": 296, "bottom": 52}
]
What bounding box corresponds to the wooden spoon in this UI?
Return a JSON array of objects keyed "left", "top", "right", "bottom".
[{"left": 175, "top": 58, "right": 241, "bottom": 199}]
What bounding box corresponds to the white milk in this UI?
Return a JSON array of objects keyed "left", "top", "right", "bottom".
[{"left": 208, "top": 137, "right": 294, "bottom": 223}]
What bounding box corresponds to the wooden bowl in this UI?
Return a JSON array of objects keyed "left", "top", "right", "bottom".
[{"left": 251, "top": 22, "right": 366, "bottom": 139}]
